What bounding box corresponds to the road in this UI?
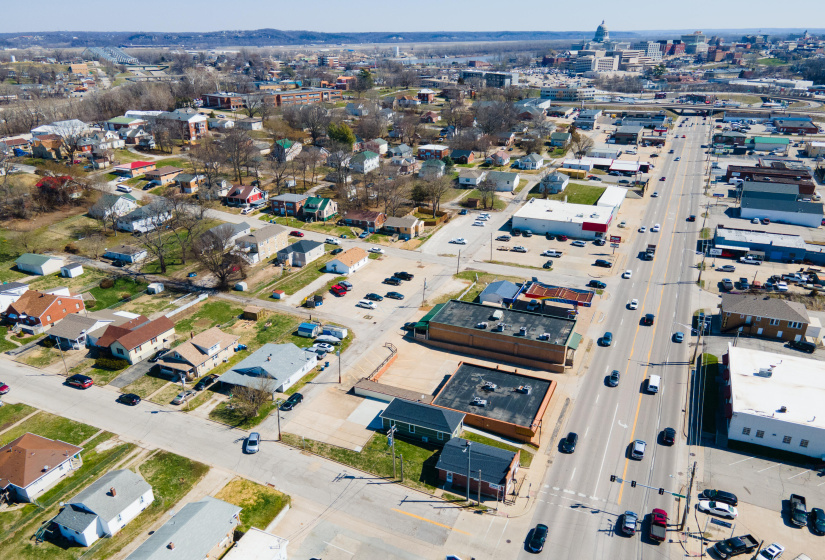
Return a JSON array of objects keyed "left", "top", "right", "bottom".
[{"left": 518, "top": 117, "right": 709, "bottom": 558}]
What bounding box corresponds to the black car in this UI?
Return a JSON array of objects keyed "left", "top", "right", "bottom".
[
  {"left": 608, "top": 370, "right": 620, "bottom": 387},
  {"left": 194, "top": 374, "right": 219, "bottom": 391},
  {"left": 331, "top": 248, "right": 344, "bottom": 255},
  {"left": 594, "top": 259, "right": 612, "bottom": 268},
  {"left": 662, "top": 427, "right": 676, "bottom": 445},
  {"left": 588, "top": 280, "right": 607, "bottom": 289},
  {"left": 394, "top": 272, "right": 414, "bottom": 281},
  {"left": 496, "top": 235, "right": 511, "bottom": 242},
  {"left": 280, "top": 393, "right": 304, "bottom": 411},
  {"left": 593, "top": 239, "right": 606, "bottom": 246},
  {"left": 687, "top": 215, "right": 696, "bottom": 222},
  {"left": 790, "top": 340, "right": 816, "bottom": 354},
  {"left": 383, "top": 277, "right": 402, "bottom": 286},
  {"left": 560, "top": 432, "right": 578, "bottom": 453},
  {"left": 66, "top": 374, "right": 94, "bottom": 389},
  {"left": 545, "top": 233, "right": 554, "bottom": 240},
  {"left": 402, "top": 322, "right": 416, "bottom": 331},
  {"left": 117, "top": 393, "right": 141, "bottom": 406},
  {"left": 365, "top": 293, "right": 384, "bottom": 301},
  {"left": 700, "top": 489, "right": 738, "bottom": 507},
  {"left": 512, "top": 229, "right": 521, "bottom": 237},
  {"left": 385, "top": 292, "right": 405, "bottom": 300},
  {"left": 543, "top": 260, "right": 553, "bottom": 269},
  {"left": 527, "top": 523, "right": 548, "bottom": 553},
  {"left": 149, "top": 348, "right": 170, "bottom": 363},
  {"left": 811, "top": 507, "right": 825, "bottom": 535},
  {"left": 643, "top": 313, "right": 655, "bottom": 326}
]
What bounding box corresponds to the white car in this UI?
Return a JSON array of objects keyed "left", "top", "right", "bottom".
[
  {"left": 628, "top": 299, "right": 639, "bottom": 310},
  {"left": 325, "top": 237, "right": 341, "bottom": 245},
  {"left": 697, "top": 500, "right": 737, "bottom": 519},
  {"left": 368, "top": 247, "right": 385, "bottom": 254},
  {"left": 651, "top": 191, "right": 659, "bottom": 197},
  {"left": 652, "top": 224, "right": 661, "bottom": 232},
  {"left": 477, "top": 215, "right": 489, "bottom": 221},
  {"left": 622, "top": 270, "right": 633, "bottom": 279},
  {"left": 618, "top": 221, "right": 627, "bottom": 228},
  {"left": 639, "top": 226, "right": 646, "bottom": 233},
  {"left": 472, "top": 221, "right": 485, "bottom": 226},
  {"left": 756, "top": 543, "right": 784, "bottom": 560},
  {"left": 314, "top": 342, "right": 335, "bottom": 352},
  {"left": 357, "top": 300, "right": 377, "bottom": 309},
  {"left": 450, "top": 238, "right": 467, "bottom": 244}
]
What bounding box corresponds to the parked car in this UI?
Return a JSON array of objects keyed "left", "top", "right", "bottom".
[
  {"left": 290, "top": 230, "right": 304, "bottom": 237},
  {"left": 588, "top": 280, "right": 606, "bottom": 289},
  {"left": 331, "top": 248, "right": 344, "bottom": 255},
  {"left": 383, "top": 277, "right": 402, "bottom": 286},
  {"left": 560, "top": 432, "right": 578, "bottom": 453},
  {"left": 325, "top": 237, "right": 340, "bottom": 245},
  {"left": 594, "top": 259, "right": 612, "bottom": 268},
  {"left": 593, "top": 238, "right": 606, "bottom": 246},
  {"left": 194, "top": 374, "right": 219, "bottom": 391},
  {"left": 496, "top": 235, "right": 511, "bottom": 242},
  {"left": 527, "top": 524, "right": 548, "bottom": 553},
  {"left": 543, "top": 260, "right": 553, "bottom": 269},
  {"left": 472, "top": 221, "right": 485, "bottom": 227},
  {"left": 557, "top": 235, "right": 568, "bottom": 241},
  {"left": 738, "top": 257, "right": 761, "bottom": 265},
  {"left": 394, "top": 272, "right": 414, "bottom": 281},
  {"left": 171, "top": 390, "right": 196, "bottom": 405},
  {"left": 0, "top": 382, "right": 9, "bottom": 395},
  {"left": 365, "top": 293, "right": 384, "bottom": 301},
  {"left": 450, "top": 238, "right": 467, "bottom": 244},
  {"left": 756, "top": 543, "right": 784, "bottom": 560},
  {"left": 357, "top": 299, "right": 377, "bottom": 309},
  {"left": 149, "top": 348, "right": 170, "bottom": 363},
  {"left": 718, "top": 265, "right": 736, "bottom": 272},
  {"left": 66, "top": 374, "right": 94, "bottom": 389},
  {"left": 512, "top": 246, "right": 528, "bottom": 253},
  {"left": 117, "top": 393, "right": 141, "bottom": 406},
  {"left": 571, "top": 240, "right": 587, "bottom": 247},
  {"left": 698, "top": 500, "right": 738, "bottom": 519},
  {"left": 789, "top": 340, "right": 816, "bottom": 353},
  {"left": 280, "top": 393, "right": 303, "bottom": 411},
  {"left": 385, "top": 291, "right": 405, "bottom": 300},
  {"left": 699, "top": 489, "right": 738, "bottom": 507},
  {"left": 243, "top": 432, "right": 260, "bottom": 454}
]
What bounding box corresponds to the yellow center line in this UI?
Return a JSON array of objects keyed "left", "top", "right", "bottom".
[
  {"left": 391, "top": 508, "right": 472, "bottom": 535},
  {"left": 617, "top": 124, "right": 697, "bottom": 504}
]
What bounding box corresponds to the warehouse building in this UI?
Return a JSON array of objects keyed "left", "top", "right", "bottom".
[
  {"left": 512, "top": 198, "right": 613, "bottom": 240},
  {"left": 412, "top": 300, "right": 580, "bottom": 372},
  {"left": 612, "top": 125, "right": 644, "bottom": 145},
  {"left": 725, "top": 344, "right": 825, "bottom": 459},
  {"left": 713, "top": 225, "right": 808, "bottom": 262},
  {"left": 739, "top": 183, "right": 824, "bottom": 228}
]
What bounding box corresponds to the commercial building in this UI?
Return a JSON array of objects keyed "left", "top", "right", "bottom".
[
  {"left": 478, "top": 280, "right": 523, "bottom": 306},
  {"left": 435, "top": 437, "right": 520, "bottom": 500},
  {"left": 459, "top": 70, "right": 519, "bottom": 88},
  {"left": 539, "top": 86, "right": 596, "bottom": 101},
  {"left": 612, "top": 125, "right": 644, "bottom": 145},
  {"left": 413, "top": 299, "right": 579, "bottom": 372},
  {"left": 431, "top": 362, "right": 556, "bottom": 445},
  {"left": 324, "top": 247, "right": 369, "bottom": 275},
  {"left": 267, "top": 88, "right": 342, "bottom": 107},
  {"left": 575, "top": 109, "right": 602, "bottom": 130},
  {"left": 724, "top": 164, "right": 815, "bottom": 193},
  {"left": 713, "top": 225, "right": 808, "bottom": 262},
  {"left": 725, "top": 344, "right": 825, "bottom": 459},
  {"left": 739, "top": 183, "right": 823, "bottom": 228},
  {"left": 720, "top": 294, "right": 810, "bottom": 342},
  {"left": 512, "top": 198, "right": 613, "bottom": 240},
  {"left": 202, "top": 93, "right": 244, "bottom": 110},
  {"left": 772, "top": 119, "right": 818, "bottom": 135}
]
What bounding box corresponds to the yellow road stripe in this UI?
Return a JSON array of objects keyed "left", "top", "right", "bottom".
[{"left": 392, "top": 508, "right": 472, "bottom": 535}]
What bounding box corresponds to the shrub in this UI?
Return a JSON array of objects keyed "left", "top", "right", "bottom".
[
  {"left": 94, "top": 356, "right": 130, "bottom": 371},
  {"left": 65, "top": 243, "right": 80, "bottom": 254},
  {"left": 99, "top": 278, "right": 114, "bottom": 289}
]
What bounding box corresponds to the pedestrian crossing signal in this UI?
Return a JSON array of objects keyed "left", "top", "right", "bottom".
[
  {"left": 659, "top": 488, "right": 665, "bottom": 495},
  {"left": 631, "top": 481, "right": 637, "bottom": 488},
  {"left": 610, "top": 475, "right": 616, "bottom": 482}
]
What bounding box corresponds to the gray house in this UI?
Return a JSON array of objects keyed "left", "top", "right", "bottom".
[
  {"left": 388, "top": 144, "right": 413, "bottom": 158},
  {"left": 218, "top": 343, "right": 317, "bottom": 394},
  {"left": 538, "top": 171, "right": 569, "bottom": 194},
  {"left": 277, "top": 239, "right": 325, "bottom": 267},
  {"left": 380, "top": 398, "right": 465, "bottom": 445}
]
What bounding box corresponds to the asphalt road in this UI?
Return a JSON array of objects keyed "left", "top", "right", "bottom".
[{"left": 518, "top": 117, "right": 710, "bottom": 559}]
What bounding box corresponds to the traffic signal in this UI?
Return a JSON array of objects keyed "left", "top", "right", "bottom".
[
  {"left": 659, "top": 488, "right": 665, "bottom": 495},
  {"left": 631, "top": 480, "right": 637, "bottom": 488},
  {"left": 610, "top": 475, "right": 616, "bottom": 482}
]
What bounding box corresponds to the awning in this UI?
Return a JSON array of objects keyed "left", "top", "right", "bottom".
[
  {"left": 714, "top": 244, "right": 748, "bottom": 251},
  {"left": 566, "top": 332, "right": 583, "bottom": 350},
  {"left": 414, "top": 303, "right": 445, "bottom": 329}
]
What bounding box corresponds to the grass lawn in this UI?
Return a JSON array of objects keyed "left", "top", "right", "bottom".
[
  {"left": 122, "top": 370, "right": 170, "bottom": 399},
  {"left": 174, "top": 300, "right": 242, "bottom": 335},
  {"left": 0, "top": 402, "right": 36, "bottom": 432},
  {"left": 27, "top": 268, "right": 106, "bottom": 293},
  {"left": 118, "top": 291, "right": 177, "bottom": 317},
  {"left": 282, "top": 432, "right": 441, "bottom": 493},
  {"left": 215, "top": 478, "right": 291, "bottom": 534},
  {"left": 87, "top": 277, "right": 147, "bottom": 310},
  {"left": 514, "top": 178, "right": 530, "bottom": 195},
  {"left": 274, "top": 217, "right": 352, "bottom": 238},
  {"left": 0, "top": 411, "right": 100, "bottom": 446},
  {"left": 262, "top": 253, "right": 336, "bottom": 296},
  {"left": 463, "top": 190, "right": 506, "bottom": 211},
  {"left": 150, "top": 382, "right": 188, "bottom": 406},
  {"left": 461, "top": 431, "right": 534, "bottom": 468},
  {"left": 153, "top": 157, "right": 191, "bottom": 170},
  {"left": 209, "top": 399, "right": 278, "bottom": 428},
  {"left": 757, "top": 58, "right": 787, "bottom": 66},
  {"left": 0, "top": 326, "right": 19, "bottom": 353},
  {"left": 20, "top": 346, "right": 61, "bottom": 368},
  {"left": 0, "top": 257, "right": 29, "bottom": 283},
  {"left": 250, "top": 313, "right": 301, "bottom": 347},
  {"left": 529, "top": 182, "right": 605, "bottom": 205}
]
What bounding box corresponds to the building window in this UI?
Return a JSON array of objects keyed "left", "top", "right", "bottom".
[
  {"left": 782, "top": 436, "right": 792, "bottom": 444},
  {"left": 756, "top": 430, "right": 765, "bottom": 438},
  {"left": 46, "top": 315, "right": 51, "bottom": 322},
  {"left": 139, "top": 495, "right": 145, "bottom": 503},
  {"left": 437, "top": 432, "right": 444, "bottom": 440},
  {"left": 742, "top": 427, "right": 751, "bottom": 436},
  {"left": 408, "top": 424, "right": 415, "bottom": 434},
  {"left": 800, "top": 439, "right": 810, "bottom": 448},
  {"left": 769, "top": 319, "right": 780, "bottom": 326}
]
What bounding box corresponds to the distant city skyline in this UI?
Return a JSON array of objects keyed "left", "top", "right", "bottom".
[{"left": 0, "top": 0, "right": 820, "bottom": 35}]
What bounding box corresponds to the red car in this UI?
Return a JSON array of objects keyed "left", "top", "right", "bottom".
[
  {"left": 682, "top": 135, "right": 686, "bottom": 138},
  {"left": 330, "top": 285, "right": 347, "bottom": 297},
  {"left": 660, "top": 176, "right": 666, "bottom": 181},
  {"left": 557, "top": 235, "right": 569, "bottom": 241},
  {"left": 66, "top": 374, "right": 94, "bottom": 389},
  {"left": 290, "top": 230, "right": 304, "bottom": 237},
  {"left": 0, "top": 382, "right": 9, "bottom": 395}
]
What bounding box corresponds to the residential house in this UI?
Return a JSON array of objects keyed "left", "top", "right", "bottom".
[
  {"left": 96, "top": 316, "right": 175, "bottom": 364},
  {"left": 397, "top": 96, "right": 420, "bottom": 108},
  {"left": 478, "top": 280, "right": 522, "bottom": 305},
  {"left": 105, "top": 116, "right": 146, "bottom": 132},
  {"left": 421, "top": 111, "right": 441, "bottom": 123},
  {"left": 538, "top": 171, "right": 569, "bottom": 194},
  {"left": 487, "top": 171, "right": 521, "bottom": 192},
  {"left": 350, "top": 150, "right": 380, "bottom": 174},
  {"left": 48, "top": 314, "right": 109, "bottom": 350},
  {"left": 158, "top": 327, "right": 240, "bottom": 381},
  {"left": 388, "top": 144, "right": 413, "bottom": 158},
  {"left": 303, "top": 145, "right": 330, "bottom": 164},
  {"left": 383, "top": 216, "right": 424, "bottom": 240},
  {"left": 550, "top": 132, "right": 572, "bottom": 147},
  {"left": 54, "top": 470, "right": 153, "bottom": 547},
  {"left": 89, "top": 193, "right": 138, "bottom": 220},
  {"left": 0, "top": 433, "right": 83, "bottom": 503},
  {"left": 205, "top": 221, "right": 253, "bottom": 247},
  {"left": 419, "top": 159, "right": 446, "bottom": 179},
  {"left": 435, "top": 438, "right": 520, "bottom": 499},
  {"left": 15, "top": 253, "right": 63, "bottom": 276},
  {"left": 31, "top": 134, "right": 65, "bottom": 160},
  {"left": 226, "top": 184, "right": 266, "bottom": 207},
  {"left": 720, "top": 294, "right": 810, "bottom": 342},
  {"left": 486, "top": 150, "right": 511, "bottom": 167},
  {"left": 517, "top": 106, "right": 545, "bottom": 121},
  {"left": 207, "top": 117, "right": 234, "bottom": 131},
  {"left": 380, "top": 398, "right": 465, "bottom": 444},
  {"left": 343, "top": 210, "right": 387, "bottom": 232},
  {"left": 61, "top": 263, "right": 84, "bottom": 278},
  {"left": 346, "top": 103, "right": 369, "bottom": 117},
  {"left": 116, "top": 203, "right": 173, "bottom": 234},
  {"left": 113, "top": 161, "right": 156, "bottom": 178},
  {"left": 103, "top": 244, "right": 148, "bottom": 263},
  {"left": 324, "top": 247, "right": 369, "bottom": 275},
  {"left": 80, "top": 310, "right": 144, "bottom": 348},
  {"left": 270, "top": 193, "right": 308, "bottom": 217},
  {"left": 2, "top": 290, "right": 85, "bottom": 332},
  {"left": 218, "top": 343, "right": 318, "bottom": 394},
  {"left": 418, "top": 89, "right": 436, "bottom": 103},
  {"left": 235, "top": 224, "right": 290, "bottom": 263},
  {"left": 418, "top": 144, "right": 450, "bottom": 160},
  {"left": 495, "top": 131, "right": 516, "bottom": 147},
  {"left": 197, "top": 179, "right": 231, "bottom": 200},
  {"left": 153, "top": 108, "right": 208, "bottom": 140},
  {"left": 296, "top": 322, "right": 322, "bottom": 338},
  {"left": 175, "top": 173, "right": 206, "bottom": 194},
  {"left": 32, "top": 119, "right": 89, "bottom": 138},
  {"left": 301, "top": 196, "right": 338, "bottom": 222},
  {"left": 235, "top": 117, "right": 263, "bottom": 131},
  {"left": 451, "top": 150, "right": 475, "bottom": 164},
  {"left": 517, "top": 153, "right": 545, "bottom": 170},
  {"left": 0, "top": 137, "right": 30, "bottom": 155},
  {"left": 125, "top": 497, "right": 240, "bottom": 560},
  {"left": 143, "top": 166, "right": 184, "bottom": 186},
  {"left": 364, "top": 138, "right": 388, "bottom": 155},
  {"left": 0, "top": 282, "right": 29, "bottom": 314},
  {"left": 389, "top": 156, "right": 418, "bottom": 175},
  {"left": 458, "top": 169, "right": 488, "bottom": 187},
  {"left": 277, "top": 240, "right": 325, "bottom": 267}
]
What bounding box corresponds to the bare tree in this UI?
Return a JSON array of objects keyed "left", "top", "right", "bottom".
[
  {"left": 167, "top": 195, "right": 209, "bottom": 265},
  {"left": 376, "top": 176, "right": 411, "bottom": 216},
  {"left": 222, "top": 128, "right": 255, "bottom": 185},
  {"left": 441, "top": 98, "right": 470, "bottom": 133},
  {"left": 138, "top": 200, "right": 176, "bottom": 274},
  {"left": 53, "top": 120, "right": 90, "bottom": 163},
  {"left": 356, "top": 110, "right": 387, "bottom": 140},
  {"left": 570, "top": 131, "right": 595, "bottom": 159},
  {"left": 474, "top": 101, "right": 518, "bottom": 136},
  {"left": 397, "top": 111, "right": 422, "bottom": 146},
  {"left": 477, "top": 177, "right": 498, "bottom": 210},
  {"left": 232, "top": 375, "right": 277, "bottom": 419},
  {"left": 193, "top": 224, "right": 247, "bottom": 290},
  {"left": 268, "top": 158, "right": 293, "bottom": 194},
  {"left": 188, "top": 139, "right": 225, "bottom": 189},
  {"left": 282, "top": 104, "right": 331, "bottom": 145},
  {"left": 421, "top": 176, "right": 453, "bottom": 217}
]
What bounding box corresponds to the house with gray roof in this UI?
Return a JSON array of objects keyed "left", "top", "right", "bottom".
[
  {"left": 218, "top": 343, "right": 318, "bottom": 394},
  {"left": 125, "top": 497, "right": 240, "bottom": 560},
  {"left": 48, "top": 314, "right": 105, "bottom": 350},
  {"left": 720, "top": 293, "right": 810, "bottom": 343},
  {"left": 550, "top": 132, "right": 572, "bottom": 147},
  {"left": 15, "top": 253, "right": 63, "bottom": 276},
  {"left": 380, "top": 398, "right": 464, "bottom": 445},
  {"left": 435, "top": 438, "right": 520, "bottom": 499},
  {"left": 458, "top": 168, "right": 488, "bottom": 187},
  {"left": 538, "top": 171, "right": 570, "bottom": 194},
  {"left": 517, "top": 153, "right": 545, "bottom": 170},
  {"left": 277, "top": 239, "right": 325, "bottom": 267},
  {"left": 89, "top": 193, "right": 139, "bottom": 220},
  {"left": 419, "top": 159, "right": 446, "bottom": 179},
  {"left": 487, "top": 171, "right": 521, "bottom": 192},
  {"left": 206, "top": 221, "right": 252, "bottom": 247},
  {"left": 104, "top": 244, "right": 148, "bottom": 263},
  {"left": 54, "top": 469, "right": 153, "bottom": 547},
  {"left": 116, "top": 203, "right": 173, "bottom": 234},
  {"left": 388, "top": 144, "right": 413, "bottom": 158},
  {"left": 478, "top": 280, "right": 522, "bottom": 306}
]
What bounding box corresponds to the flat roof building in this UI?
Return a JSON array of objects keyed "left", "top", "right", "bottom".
[
  {"left": 713, "top": 225, "right": 808, "bottom": 262},
  {"left": 512, "top": 198, "right": 613, "bottom": 240}
]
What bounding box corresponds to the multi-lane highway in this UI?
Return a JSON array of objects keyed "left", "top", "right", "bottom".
[{"left": 520, "top": 117, "right": 710, "bottom": 558}]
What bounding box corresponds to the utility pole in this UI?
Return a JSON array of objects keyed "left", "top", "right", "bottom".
[
  {"left": 477, "top": 469, "right": 482, "bottom": 505},
  {"left": 681, "top": 461, "right": 697, "bottom": 531},
  {"left": 400, "top": 454, "right": 404, "bottom": 482},
  {"left": 456, "top": 249, "right": 461, "bottom": 274},
  {"left": 388, "top": 425, "right": 397, "bottom": 479},
  {"left": 337, "top": 350, "right": 341, "bottom": 384},
  {"left": 422, "top": 279, "right": 427, "bottom": 307},
  {"left": 490, "top": 233, "right": 493, "bottom": 261},
  {"left": 464, "top": 441, "right": 472, "bottom": 502},
  {"left": 276, "top": 408, "right": 281, "bottom": 441}
]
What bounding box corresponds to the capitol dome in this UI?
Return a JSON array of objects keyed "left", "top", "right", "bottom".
[{"left": 594, "top": 20, "right": 609, "bottom": 42}]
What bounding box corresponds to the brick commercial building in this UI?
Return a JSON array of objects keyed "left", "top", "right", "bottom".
[
  {"left": 724, "top": 165, "right": 816, "bottom": 193},
  {"left": 612, "top": 125, "right": 644, "bottom": 145},
  {"left": 720, "top": 293, "right": 810, "bottom": 342},
  {"left": 267, "top": 88, "right": 342, "bottom": 107},
  {"left": 435, "top": 437, "right": 520, "bottom": 500},
  {"left": 202, "top": 93, "right": 244, "bottom": 110}
]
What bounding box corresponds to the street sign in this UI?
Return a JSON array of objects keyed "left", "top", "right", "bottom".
[
  {"left": 709, "top": 248, "right": 722, "bottom": 256},
  {"left": 673, "top": 493, "right": 686, "bottom": 499},
  {"left": 611, "top": 243, "right": 620, "bottom": 248},
  {"left": 713, "top": 193, "right": 725, "bottom": 197},
  {"left": 609, "top": 235, "right": 622, "bottom": 243},
  {"left": 711, "top": 518, "right": 732, "bottom": 528}
]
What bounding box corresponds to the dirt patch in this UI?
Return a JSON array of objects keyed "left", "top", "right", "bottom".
[
  {"left": 94, "top": 437, "right": 122, "bottom": 453},
  {"left": 193, "top": 317, "right": 213, "bottom": 329},
  {"left": 3, "top": 205, "right": 89, "bottom": 232}
]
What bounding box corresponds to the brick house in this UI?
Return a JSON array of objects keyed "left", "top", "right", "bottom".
[
  {"left": 435, "top": 438, "right": 520, "bottom": 499},
  {"left": 143, "top": 166, "right": 184, "bottom": 185},
  {"left": 380, "top": 398, "right": 464, "bottom": 444},
  {"left": 270, "top": 193, "right": 308, "bottom": 216},
  {"left": 417, "top": 144, "right": 450, "bottom": 160},
  {"left": 226, "top": 184, "right": 266, "bottom": 207},
  {"left": 720, "top": 294, "right": 810, "bottom": 342},
  {"left": 418, "top": 89, "right": 436, "bottom": 103},
  {"left": 343, "top": 210, "right": 387, "bottom": 232},
  {"left": 451, "top": 150, "right": 475, "bottom": 164},
  {"left": 113, "top": 161, "right": 156, "bottom": 178},
  {"left": 3, "top": 290, "right": 85, "bottom": 332}
]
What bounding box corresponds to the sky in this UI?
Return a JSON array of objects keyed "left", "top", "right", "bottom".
[{"left": 0, "top": 0, "right": 821, "bottom": 34}]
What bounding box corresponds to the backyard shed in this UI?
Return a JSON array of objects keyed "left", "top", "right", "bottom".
[
  {"left": 243, "top": 306, "right": 265, "bottom": 321},
  {"left": 297, "top": 322, "right": 322, "bottom": 338}
]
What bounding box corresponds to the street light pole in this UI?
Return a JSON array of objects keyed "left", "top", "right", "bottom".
[
  {"left": 337, "top": 350, "right": 341, "bottom": 384},
  {"left": 464, "top": 441, "right": 472, "bottom": 501}
]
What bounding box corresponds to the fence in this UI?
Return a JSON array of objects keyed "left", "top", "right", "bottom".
[{"left": 165, "top": 293, "right": 209, "bottom": 318}]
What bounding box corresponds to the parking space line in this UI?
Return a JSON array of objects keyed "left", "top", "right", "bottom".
[
  {"left": 788, "top": 470, "right": 812, "bottom": 480},
  {"left": 756, "top": 464, "right": 780, "bottom": 473},
  {"left": 324, "top": 541, "right": 356, "bottom": 555},
  {"left": 728, "top": 456, "right": 755, "bottom": 466},
  {"left": 391, "top": 509, "right": 471, "bottom": 535}
]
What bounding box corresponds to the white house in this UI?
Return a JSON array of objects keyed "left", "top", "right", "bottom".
[
  {"left": 54, "top": 469, "right": 154, "bottom": 547},
  {"left": 458, "top": 169, "right": 488, "bottom": 187},
  {"left": 89, "top": 193, "right": 139, "bottom": 220},
  {"left": 0, "top": 433, "right": 83, "bottom": 503},
  {"left": 324, "top": 247, "right": 369, "bottom": 275},
  {"left": 116, "top": 204, "right": 172, "bottom": 233},
  {"left": 517, "top": 153, "right": 545, "bottom": 170},
  {"left": 487, "top": 171, "right": 521, "bottom": 192},
  {"left": 538, "top": 171, "right": 569, "bottom": 194},
  {"left": 0, "top": 281, "right": 28, "bottom": 313},
  {"left": 223, "top": 528, "right": 289, "bottom": 560},
  {"left": 103, "top": 244, "right": 148, "bottom": 263},
  {"left": 61, "top": 263, "right": 84, "bottom": 278},
  {"left": 350, "top": 150, "right": 380, "bottom": 174},
  {"left": 15, "top": 253, "right": 64, "bottom": 276}
]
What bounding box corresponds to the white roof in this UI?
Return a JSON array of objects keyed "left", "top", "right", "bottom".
[
  {"left": 728, "top": 343, "right": 825, "bottom": 430},
  {"left": 418, "top": 144, "right": 449, "bottom": 150},
  {"left": 513, "top": 198, "right": 612, "bottom": 225},
  {"left": 810, "top": 141, "right": 825, "bottom": 147},
  {"left": 609, "top": 161, "right": 640, "bottom": 172},
  {"left": 222, "top": 528, "right": 288, "bottom": 560},
  {"left": 596, "top": 185, "right": 628, "bottom": 208}
]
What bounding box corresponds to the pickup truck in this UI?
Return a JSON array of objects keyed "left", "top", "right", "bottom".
[
  {"left": 790, "top": 494, "right": 808, "bottom": 527},
  {"left": 714, "top": 535, "right": 758, "bottom": 559},
  {"left": 643, "top": 244, "right": 656, "bottom": 261},
  {"left": 649, "top": 508, "right": 667, "bottom": 543}
]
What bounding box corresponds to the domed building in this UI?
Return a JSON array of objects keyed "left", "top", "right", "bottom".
[{"left": 593, "top": 20, "right": 609, "bottom": 43}]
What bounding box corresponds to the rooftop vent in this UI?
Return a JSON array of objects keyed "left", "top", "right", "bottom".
[
  {"left": 168, "top": 542, "right": 175, "bottom": 550},
  {"left": 491, "top": 310, "right": 503, "bottom": 321},
  {"left": 475, "top": 322, "right": 488, "bottom": 329},
  {"left": 755, "top": 367, "right": 773, "bottom": 378},
  {"left": 779, "top": 405, "right": 787, "bottom": 413},
  {"left": 519, "top": 326, "right": 528, "bottom": 336},
  {"left": 471, "top": 397, "right": 488, "bottom": 407},
  {"left": 482, "top": 381, "right": 497, "bottom": 391},
  {"left": 515, "top": 385, "right": 532, "bottom": 394}
]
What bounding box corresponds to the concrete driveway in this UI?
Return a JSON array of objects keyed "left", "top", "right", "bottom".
[{"left": 110, "top": 358, "right": 157, "bottom": 389}]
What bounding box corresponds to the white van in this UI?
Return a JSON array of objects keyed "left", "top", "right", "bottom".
[
  {"left": 116, "top": 184, "right": 133, "bottom": 193},
  {"left": 647, "top": 375, "right": 661, "bottom": 394},
  {"left": 729, "top": 178, "right": 744, "bottom": 186}
]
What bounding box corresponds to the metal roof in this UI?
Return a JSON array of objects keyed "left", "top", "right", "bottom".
[
  {"left": 435, "top": 438, "right": 516, "bottom": 486},
  {"left": 380, "top": 398, "right": 465, "bottom": 434}
]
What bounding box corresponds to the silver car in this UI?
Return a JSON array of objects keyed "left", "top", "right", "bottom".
[
  {"left": 630, "top": 439, "right": 646, "bottom": 460},
  {"left": 244, "top": 432, "right": 260, "bottom": 454}
]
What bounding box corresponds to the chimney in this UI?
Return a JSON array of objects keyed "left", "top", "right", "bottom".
[
  {"left": 168, "top": 542, "right": 175, "bottom": 550},
  {"left": 42, "top": 465, "right": 49, "bottom": 471},
  {"left": 110, "top": 487, "right": 116, "bottom": 497}
]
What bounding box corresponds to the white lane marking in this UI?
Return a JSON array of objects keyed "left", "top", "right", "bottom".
[
  {"left": 324, "top": 541, "right": 356, "bottom": 555},
  {"left": 585, "top": 427, "right": 589, "bottom": 438},
  {"left": 788, "top": 470, "right": 812, "bottom": 480},
  {"left": 618, "top": 420, "right": 627, "bottom": 428},
  {"left": 620, "top": 318, "right": 624, "bottom": 325},
  {"left": 570, "top": 467, "right": 576, "bottom": 481},
  {"left": 756, "top": 464, "right": 780, "bottom": 473},
  {"left": 563, "top": 489, "right": 576, "bottom": 495},
  {"left": 578, "top": 493, "right": 587, "bottom": 498},
  {"left": 590, "top": 496, "right": 600, "bottom": 501},
  {"left": 493, "top": 519, "right": 509, "bottom": 552},
  {"left": 593, "top": 403, "right": 619, "bottom": 497},
  {"left": 552, "top": 486, "right": 560, "bottom": 491},
  {"left": 595, "top": 394, "right": 599, "bottom": 404}
]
